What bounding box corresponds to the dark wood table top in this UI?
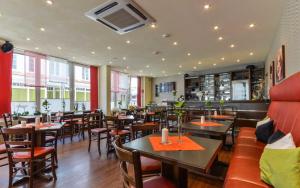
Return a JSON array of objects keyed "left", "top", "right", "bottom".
[
  {"left": 123, "top": 134, "right": 222, "bottom": 173},
  {"left": 182, "top": 120, "right": 233, "bottom": 134}
]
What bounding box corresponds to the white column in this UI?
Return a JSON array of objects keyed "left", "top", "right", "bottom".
[{"left": 99, "top": 65, "right": 111, "bottom": 115}]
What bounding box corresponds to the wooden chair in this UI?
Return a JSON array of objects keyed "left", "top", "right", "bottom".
[
  {"left": 1, "top": 127, "right": 56, "bottom": 188},
  {"left": 130, "top": 122, "right": 160, "bottom": 140},
  {"left": 60, "top": 114, "right": 75, "bottom": 144},
  {"left": 3, "top": 113, "right": 13, "bottom": 128},
  {"left": 87, "top": 113, "right": 109, "bottom": 156},
  {"left": 166, "top": 114, "right": 178, "bottom": 132},
  {"left": 74, "top": 113, "right": 90, "bottom": 140},
  {"left": 107, "top": 115, "right": 130, "bottom": 144},
  {"left": 113, "top": 137, "right": 175, "bottom": 188}
]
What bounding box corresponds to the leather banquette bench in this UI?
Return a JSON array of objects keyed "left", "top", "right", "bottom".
[{"left": 224, "top": 72, "right": 300, "bottom": 188}]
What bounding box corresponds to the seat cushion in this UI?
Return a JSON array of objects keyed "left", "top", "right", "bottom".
[
  {"left": 13, "top": 147, "right": 54, "bottom": 159},
  {"left": 0, "top": 144, "right": 6, "bottom": 154},
  {"left": 233, "top": 145, "right": 264, "bottom": 161},
  {"left": 110, "top": 130, "right": 130, "bottom": 136},
  {"left": 226, "top": 157, "right": 270, "bottom": 188},
  {"left": 143, "top": 176, "right": 176, "bottom": 188},
  {"left": 141, "top": 156, "right": 161, "bottom": 173},
  {"left": 91, "top": 128, "right": 107, "bottom": 133},
  {"left": 236, "top": 137, "right": 266, "bottom": 149}
]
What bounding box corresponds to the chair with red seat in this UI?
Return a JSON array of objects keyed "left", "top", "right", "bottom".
[
  {"left": 113, "top": 136, "right": 175, "bottom": 188},
  {"left": 87, "top": 113, "right": 109, "bottom": 156},
  {"left": 1, "top": 127, "right": 56, "bottom": 188},
  {"left": 60, "top": 114, "right": 75, "bottom": 144},
  {"left": 106, "top": 115, "right": 131, "bottom": 143}
]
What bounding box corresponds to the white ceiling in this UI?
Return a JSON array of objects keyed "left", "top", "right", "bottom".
[{"left": 0, "top": 0, "right": 285, "bottom": 77}]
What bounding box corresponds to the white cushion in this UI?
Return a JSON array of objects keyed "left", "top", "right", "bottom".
[
  {"left": 256, "top": 117, "right": 271, "bottom": 128},
  {"left": 265, "top": 133, "right": 296, "bottom": 149}
]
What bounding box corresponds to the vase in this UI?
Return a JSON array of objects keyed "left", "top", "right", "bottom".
[
  {"left": 46, "top": 111, "right": 51, "bottom": 123},
  {"left": 220, "top": 106, "right": 223, "bottom": 115},
  {"left": 177, "top": 116, "right": 183, "bottom": 143},
  {"left": 208, "top": 109, "right": 212, "bottom": 121}
]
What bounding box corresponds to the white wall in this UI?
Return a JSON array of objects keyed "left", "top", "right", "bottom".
[
  {"left": 152, "top": 75, "right": 184, "bottom": 104},
  {"left": 265, "top": 0, "right": 300, "bottom": 90}
]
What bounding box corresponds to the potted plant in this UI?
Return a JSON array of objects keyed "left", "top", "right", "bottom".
[{"left": 42, "top": 99, "right": 51, "bottom": 122}]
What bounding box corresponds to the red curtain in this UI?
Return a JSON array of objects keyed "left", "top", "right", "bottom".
[
  {"left": 137, "top": 77, "right": 142, "bottom": 107},
  {"left": 90, "top": 66, "right": 99, "bottom": 111},
  {"left": 0, "top": 51, "right": 13, "bottom": 114}
]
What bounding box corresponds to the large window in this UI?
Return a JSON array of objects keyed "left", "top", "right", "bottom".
[
  {"left": 74, "top": 65, "right": 90, "bottom": 111},
  {"left": 11, "top": 53, "right": 36, "bottom": 115},
  {"left": 40, "top": 57, "right": 70, "bottom": 113},
  {"left": 11, "top": 52, "right": 91, "bottom": 115},
  {"left": 111, "top": 71, "right": 130, "bottom": 110},
  {"left": 129, "top": 77, "right": 138, "bottom": 106}
]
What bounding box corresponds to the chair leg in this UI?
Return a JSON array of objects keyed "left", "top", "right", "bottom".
[
  {"left": 88, "top": 133, "right": 91, "bottom": 152},
  {"left": 8, "top": 163, "right": 13, "bottom": 188},
  {"left": 82, "top": 126, "right": 85, "bottom": 140},
  {"left": 51, "top": 153, "right": 57, "bottom": 180},
  {"left": 29, "top": 162, "right": 33, "bottom": 188},
  {"left": 97, "top": 133, "right": 101, "bottom": 156}
]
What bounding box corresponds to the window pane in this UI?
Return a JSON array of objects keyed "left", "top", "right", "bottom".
[
  {"left": 11, "top": 53, "right": 36, "bottom": 115},
  {"left": 75, "top": 65, "right": 90, "bottom": 111}
]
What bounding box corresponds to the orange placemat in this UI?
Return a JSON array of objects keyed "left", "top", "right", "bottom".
[
  {"left": 149, "top": 136, "right": 205, "bottom": 151},
  {"left": 191, "top": 121, "right": 224, "bottom": 127},
  {"left": 27, "top": 123, "right": 55, "bottom": 128}
]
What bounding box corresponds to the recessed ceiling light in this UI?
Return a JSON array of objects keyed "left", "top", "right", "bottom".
[
  {"left": 46, "top": 0, "right": 53, "bottom": 5},
  {"left": 150, "top": 23, "right": 157, "bottom": 28},
  {"left": 126, "top": 40, "right": 131, "bottom": 44},
  {"left": 179, "top": 65, "right": 182, "bottom": 68},
  {"left": 249, "top": 23, "right": 255, "bottom": 28},
  {"left": 146, "top": 65, "right": 150, "bottom": 68},
  {"left": 193, "top": 66, "right": 197, "bottom": 70},
  {"left": 250, "top": 52, "right": 254, "bottom": 56},
  {"left": 204, "top": 4, "right": 211, "bottom": 10},
  {"left": 162, "top": 70, "right": 166, "bottom": 74},
  {"left": 161, "top": 58, "right": 166, "bottom": 62},
  {"left": 187, "top": 53, "right": 191, "bottom": 56},
  {"left": 40, "top": 27, "right": 45, "bottom": 32},
  {"left": 213, "top": 63, "right": 217, "bottom": 66},
  {"left": 107, "top": 46, "right": 112, "bottom": 50},
  {"left": 178, "top": 72, "right": 182, "bottom": 75},
  {"left": 173, "top": 41, "right": 178, "bottom": 46},
  {"left": 35, "top": 47, "right": 39, "bottom": 50},
  {"left": 91, "top": 51, "right": 95, "bottom": 55},
  {"left": 72, "top": 56, "right": 76, "bottom": 59},
  {"left": 139, "top": 70, "right": 143, "bottom": 73},
  {"left": 57, "top": 46, "right": 62, "bottom": 50},
  {"left": 214, "top": 26, "right": 219, "bottom": 30},
  {"left": 126, "top": 66, "right": 129, "bottom": 69},
  {"left": 26, "top": 37, "right": 31, "bottom": 41},
  {"left": 122, "top": 57, "right": 126, "bottom": 60},
  {"left": 230, "top": 44, "right": 235, "bottom": 48},
  {"left": 109, "top": 61, "right": 112, "bottom": 64},
  {"left": 0, "top": 12, "right": 2, "bottom": 17},
  {"left": 162, "top": 33, "right": 170, "bottom": 38},
  {"left": 237, "top": 59, "right": 240, "bottom": 62},
  {"left": 124, "top": 69, "right": 127, "bottom": 72},
  {"left": 218, "top": 36, "right": 223, "bottom": 41},
  {"left": 198, "top": 61, "right": 202, "bottom": 65},
  {"left": 221, "top": 57, "right": 225, "bottom": 61}
]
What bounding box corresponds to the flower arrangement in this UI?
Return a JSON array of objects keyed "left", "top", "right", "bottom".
[
  {"left": 42, "top": 99, "right": 50, "bottom": 112},
  {"left": 128, "top": 105, "right": 136, "bottom": 112}
]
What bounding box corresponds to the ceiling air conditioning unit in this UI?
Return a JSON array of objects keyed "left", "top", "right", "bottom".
[{"left": 85, "top": 0, "right": 155, "bottom": 35}]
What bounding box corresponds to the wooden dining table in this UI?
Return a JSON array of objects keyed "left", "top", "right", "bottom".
[{"left": 124, "top": 134, "right": 223, "bottom": 188}]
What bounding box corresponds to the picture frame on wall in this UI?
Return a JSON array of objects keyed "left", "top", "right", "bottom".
[{"left": 275, "top": 45, "right": 285, "bottom": 83}]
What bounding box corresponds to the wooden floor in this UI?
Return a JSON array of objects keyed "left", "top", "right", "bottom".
[{"left": 0, "top": 135, "right": 232, "bottom": 188}]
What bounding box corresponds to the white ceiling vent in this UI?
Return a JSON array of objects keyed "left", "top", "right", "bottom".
[{"left": 85, "top": 0, "right": 155, "bottom": 34}]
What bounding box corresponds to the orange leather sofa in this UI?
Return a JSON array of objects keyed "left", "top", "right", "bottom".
[{"left": 224, "top": 72, "right": 300, "bottom": 188}]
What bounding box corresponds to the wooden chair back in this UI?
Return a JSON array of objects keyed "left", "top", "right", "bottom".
[
  {"left": 2, "top": 113, "right": 13, "bottom": 128},
  {"left": 87, "top": 113, "right": 101, "bottom": 129},
  {"left": 113, "top": 137, "right": 143, "bottom": 188},
  {"left": 1, "top": 127, "right": 35, "bottom": 162},
  {"left": 104, "top": 115, "right": 119, "bottom": 129},
  {"left": 131, "top": 123, "right": 160, "bottom": 140}
]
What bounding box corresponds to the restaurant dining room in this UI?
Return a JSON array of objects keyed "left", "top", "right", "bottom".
[{"left": 1, "top": 0, "right": 300, "bottom": 188}]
